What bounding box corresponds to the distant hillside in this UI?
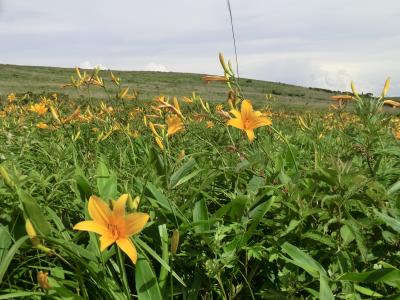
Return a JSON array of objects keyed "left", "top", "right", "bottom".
[{"left": 0, "top": 64, "right": 347, "bottom": 110}]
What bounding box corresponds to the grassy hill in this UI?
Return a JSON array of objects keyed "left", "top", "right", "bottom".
[{"left": 0, "top": 64, "right": 348, "bottom": 110}]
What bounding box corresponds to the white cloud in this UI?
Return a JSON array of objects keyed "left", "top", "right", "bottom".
[
  {"left": 307, "top": 65, "right": 352, "bottom": 92},
  {"left": 143, "top": 63, "right": 169, "bottom": 72},
  {"left": 0, "top": 0, "right": 399, "bottom": 95},
  {"left": 79, "top": 61, "right": 107, "bottom": 70}
]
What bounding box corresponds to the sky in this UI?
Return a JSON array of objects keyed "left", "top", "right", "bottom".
[{"left": 1, "top": 0, "right": 399, "bottom": 95}]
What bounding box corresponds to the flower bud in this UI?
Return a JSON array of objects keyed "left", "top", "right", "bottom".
[
  {"left": 381, "top": 77, "right": 390, "bottom": 99},
  {"left": 351, "top": 81, "right": 361, "bottom": 100},
  {"left": 170, "top": 229, "right": 180, "bottom": 255},
  {"left": 37, "top": 271, "right": 51, "bottom": 289},
  {"left": 25, "top": 219, "right": 52, "bottom": 253}
]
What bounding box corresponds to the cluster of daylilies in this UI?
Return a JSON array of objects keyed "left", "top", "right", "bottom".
[
  {"left": 329, "top": 78, "right": 394, "bottom": 109},
  {"left": 1, "top": 53, "right": 400, "bottom": 300}
]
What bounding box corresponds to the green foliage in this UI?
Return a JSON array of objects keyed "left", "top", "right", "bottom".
[{"left": 0, "top": 68, "right": 399, "bottom": 299}]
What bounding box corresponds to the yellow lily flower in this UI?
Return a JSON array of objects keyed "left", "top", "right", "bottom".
[
  {"left": 182, "top": 96, "right": 193, "bottom": 104},
  {"left": 201, "top": 75, "right": 228, "bottom": 84},
  {"left": 227, "top": 99, "right": 272, "bottom": 142},
  {"left": 384, "top": 99, "right": 400, "bottom": 108},
  {"left": 166, "top": 114, "right": 184, "bottom": 137},
  {"left": 149, "top": 122, "right": 165, "bottom": 150},
  {"left": 154, "top": 96, "right": 185, "bottom": 119},
  {"left": 36, "top": 122, "right": 49, "bottom": 129},
  {"left": 29, "top": 103, "right": 48, "bottom": 116},
  {"left": 73, "top": 194, "right": 149, "bottom": 264},
  {"left": 7, "top": 93, "right": 16, "bottom": 103},
  {"left": 206, "top": 121, "right": 214, "bottom": 128}
]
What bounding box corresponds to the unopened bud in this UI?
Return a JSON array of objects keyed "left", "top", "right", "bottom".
[
  {"left": 25, "top": 219, "right": 52, "bottom": 253},
  {"left": 0, "top": 165, "right": 14, "bottom": 189},
  {"left": 49, "top": 106, "right": 61, "bottom": 124},
  {"left": 219, "top": 53, "right": 231, "bottom": 75},
  {"left": 37, "top": 271, "right": 51, "bottom": 289},
  {"left": 381, "top": 77, "right": 391, "bottom": 99},
  {"left": 351, "top": 81, "right": 361, "bottom": 100},
  {"left": 170, "top": 229, "right": 180, "bottom": 255},
  {"left": 128, "top": 195, "right": 140, "bottom": 211}
]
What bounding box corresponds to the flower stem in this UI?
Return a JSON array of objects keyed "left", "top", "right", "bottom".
[{"left": 116, "top": 246, "right": 131, "bottom": 298}]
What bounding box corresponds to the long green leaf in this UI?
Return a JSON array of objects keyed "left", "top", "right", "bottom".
[
  {"left": 0, "top": 236, "right": 29, "bottom": 284},
  {"left": 354, "top": 284, "right": 383, "bottom": 298},
  {"left": 319, "top": 274, "right": 334, "bottom": 300},
  {"left": 146, "top": 182, "right": 187, "bottom": 222},
  {"left": 193, "top": 200, "right": 209, "bottom": 233},
  {"left": 158, "top": 224, "right": 169, "bottom": 291},
  {"left": 135, "top": 237, "right": 186, "bottom": 287},
  {"left": 281, "top": 242, "right": 326, "bottom": 277},
  {"left": 169, "top": 158, "right": 199, "bottom": 188},
  {"left": 343, "top": 219, "right": 367, "bottom": 262},
  {"left": 0, "top": 292, "right": 45, "bottom": 299},
  {"left": 17, "top": 188, "right": 51, "bottom": 236},
  {"left": 135, "top": 256, "right": 163, "bottom": 300},
  {"left": 96, "top": 157, "right": 118, "bottom": 200},
  {"left": 387, "top": 181, "right": 400, "bottom": 195},
  {"left": 373, "top": 209, "right": 400, "bottom": 232},
  {"left": 0, "top": 225, "right": 12, "bottom": 263},
  {"left": 240, "top": 197, "right": 275, "bottom": 247},
  {"left": 46, "top": 207, "right": 71, "bottom": 240},
  {"left": 338, "top": 269, "right": 400, "bottom": 288}
]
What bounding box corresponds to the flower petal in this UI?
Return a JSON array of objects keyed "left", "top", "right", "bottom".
[
  {"left": 125, "top": 213, "right": 150, "bottom": 236},
  {"left": 248, "top": 117, "right": 272, "bottom": 129},
  {"left": 73, "top": 220, "right": 108, "bottom": 236},
  {"left": 227, "top": 118, "right": 244, "bottom": 130},
  {"left": 88, "top": 196, "right": 112, "bottom": 227},
  {"left": 113, "top": 194, "right": 128, "bottom": 218},
  {"left": 99, "top": 234, "right": 116, "bottom": 251},
  {"left": 229, "top": 109, "right": 241, "bottom": 120},
  {"left": 241, "top": 100, "right": 253, "bottom": 121},
  {"left": 245, "top": 129, "right": 255, "bottom": 142},
  {"left": 117, "top": 238, "right": 138, "bottom": 264}
]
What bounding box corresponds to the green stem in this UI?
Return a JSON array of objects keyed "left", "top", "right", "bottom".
[
  {"left": 270, "top": 125, "right": 299, "bottom": 171},
  {"left": 116, "top": 247, "right": 131, "bottom": 298},
  {"left": 216, "top": 274, "right": 228, "bottom": 300}
]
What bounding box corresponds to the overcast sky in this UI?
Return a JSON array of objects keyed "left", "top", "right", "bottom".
[{"left": 1, "top": 0, "right": 399, "bottom": 95}]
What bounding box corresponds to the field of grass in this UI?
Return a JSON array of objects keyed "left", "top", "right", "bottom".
[
  {"left": 0, "top": 63, "right": 400, "bottom": 299},
  {"left": 0, "top": 64, "right": 347, "bottom": 111}
]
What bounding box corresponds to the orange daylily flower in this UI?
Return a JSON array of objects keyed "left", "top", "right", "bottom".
[
  {"left": 206, "top": 121, "right": 214, "bottom": 128},
  {"left": 384, "top": 99, "right": 400, "bottom": 108},
  {"left": 7, "top": 93, "right": 17, "bottom": 103},
  {"left": 167, "top": 114, "right": 184, "bottom": 137},
  {"left": 36, "top": 122, "right": 49, "bottom": 129},
  {"left": 201, "top": 75, "right": 228, "bottom": 83},
  {"left": 29, "top": 103, "right": 48, "bottom": 116},
  {"left": 330, "top": 95, "right": 353, "bottom": 101},
  {"left": 154, "top": 96, "right": 184, "bottom": 119},
  {"left": 37, "top": 271, "right": 51, "bottom": 290},
  {"left": 227, "top": 99, "right": 272, "bottom": 142},
  {"left": 73, "top": 194, "right": 149, "bottom": 264}
]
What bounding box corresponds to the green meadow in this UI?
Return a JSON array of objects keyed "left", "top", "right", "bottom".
[{"left": 0, "top": 62, "right": 400, "bottom": 299}]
